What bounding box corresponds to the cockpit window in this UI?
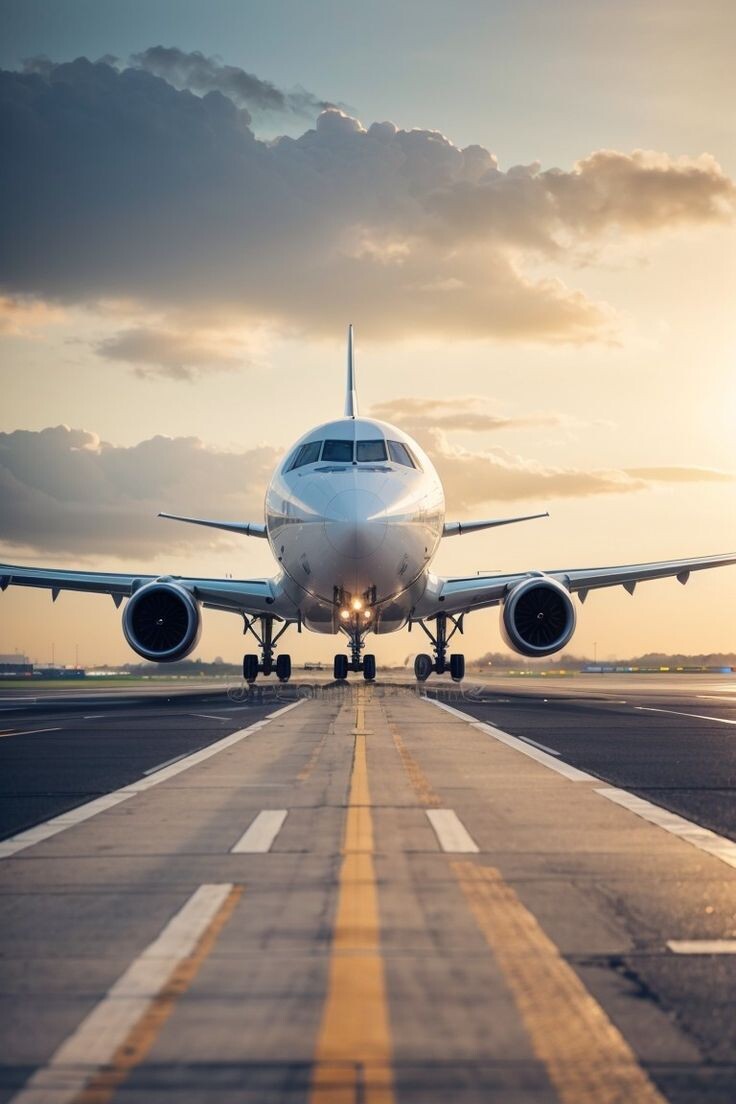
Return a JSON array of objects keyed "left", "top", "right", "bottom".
[
  {"left": 322, "top": 439, "right": 353, "bottom": 463},
  {"left": 356, "top": 439, "right": 387, "bottom": 462},
  {"left": 387, "top": 440, "right": 416, "bottom": 468},
  {"left": 289, "top": 440, "right": 322, "bottom": 470}
]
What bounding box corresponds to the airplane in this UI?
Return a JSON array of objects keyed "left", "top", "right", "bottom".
[{"left": 2, "top": 325, "right": 735, "bottom": 683}]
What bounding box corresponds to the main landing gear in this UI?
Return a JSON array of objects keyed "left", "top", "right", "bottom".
[
  {"left": 242, "top": 615, "right": 292, "bottom": 683},
  {"left": 413, "top": 612, "right": 465, "bottom": 682}
]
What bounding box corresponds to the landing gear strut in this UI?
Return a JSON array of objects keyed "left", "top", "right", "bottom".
[
  {"left": 413, "top": 612, "right": 465, "bottom": 682},
  {"left": 242, "top": 615, "right": 292, "bottom": 682},
  {"left": 333, "top": 604, "right": 376, "bottom": 681}
]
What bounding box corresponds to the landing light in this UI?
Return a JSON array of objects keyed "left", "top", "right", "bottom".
[
  {"left": 364, "top": 609, "right": 372, "bottom": 619},
  {"left": 339, "top": 609, "right": 350, "bottom": 620},
  {"left": 352, "top": 598, "right": 363, "bottom": 611}
]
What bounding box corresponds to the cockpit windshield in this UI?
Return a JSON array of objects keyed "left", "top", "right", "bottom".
[
  {"left": 288, "top": 435, "right": 420, "bottom": 471},
  {"left": 356, "top": 440, "right": 387, "bottom": 462},
  {"left": 322, "top": 440, "right": 353, "bottom": 463},
  {"left": 387, "top": 440, "right": 416, "bottom": 468}
]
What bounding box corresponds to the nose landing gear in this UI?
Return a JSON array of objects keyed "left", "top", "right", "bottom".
[
  {"left": 413, "top": 613, "right": 465, "bottom": 681},
  {"left": 333, "top": 602, "right": 376, "bottom": 681},
  {"left": 242, "top": 615, "right": 293, "bottom": 682}
]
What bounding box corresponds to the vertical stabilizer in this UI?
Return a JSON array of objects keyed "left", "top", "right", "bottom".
[{"left": 344, "top": 324, "right": 358, "bottom": 418}]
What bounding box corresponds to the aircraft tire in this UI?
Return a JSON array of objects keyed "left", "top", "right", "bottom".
[
  {"left": 363, "top": 654, "right": 376, "bottom": 681},
  {"left": 334, "top": 654, "right": 349, "bottom": 680},
  {"left": 450, "top": 653, "right": 465, "bottom": 682},
  {"left": 243, "top": 654, "right": 259, "bottom": 682},
  {"left": 414, "top": 653, "right": 433, "bottom": 681},
  {"left": 276, "top": 654, "right": 292, "bottom": 682}
]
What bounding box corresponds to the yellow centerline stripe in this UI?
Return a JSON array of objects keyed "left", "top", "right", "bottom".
[
  {"left": 453, "top": 863, "right": 667, "bottom": 1104},
  {"left": 310, "top": 688, "right": 394, "bottom": 1104},
  {"left": 71, "top": 885, "right": 243, "bottom": 1104},
  {"left": 389, "top": 722, "right": 441, "bottom": 808}
]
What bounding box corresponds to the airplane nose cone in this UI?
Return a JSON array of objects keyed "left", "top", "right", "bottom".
[{"left": 324, "top": 489, "right": 387, "bottom": 558}]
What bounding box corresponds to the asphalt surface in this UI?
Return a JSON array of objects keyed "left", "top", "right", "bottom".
[
  {"left": 0, "top": 674, "right": 734, "bottom": 1103},
  {"left": 426, "top": 674, "right": 736, "bottom": 842},
  {"left": 0, "top": 685, "right": 294, "bottom": 840}
]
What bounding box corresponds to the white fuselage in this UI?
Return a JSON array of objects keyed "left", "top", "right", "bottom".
[{"left": 265, "top": 417, "right": 445, "bottom": 634}]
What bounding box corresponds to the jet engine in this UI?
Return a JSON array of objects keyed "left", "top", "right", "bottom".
[
  {"left": 501, "top": 576, "right": 576, "bottom": 657},
  {"left": 122, "top": 581, "right": 201, "bottom": 662}
]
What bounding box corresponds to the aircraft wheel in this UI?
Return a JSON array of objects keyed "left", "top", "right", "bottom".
[
  {"left": 276, "top": 654, "right": 291, "bottom": 682},
  {"left": 243, "top": 654, "right": 259, "bottom": 682},
  {"left": 334, "top": 654, "right": 349, "bottom": 680},
  {"left": 414, "top": 653, "right": 433, "bottom": 681},
  {"left": 450, "top": 653, "right": 465, "bottom": 682},
  {"left": 363, "top": 654, "right": 376, "bottom": 681}
]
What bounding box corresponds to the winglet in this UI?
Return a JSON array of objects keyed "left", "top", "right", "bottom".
[{"left": 344, "top": 323, "right": 358, "bottom": 418}]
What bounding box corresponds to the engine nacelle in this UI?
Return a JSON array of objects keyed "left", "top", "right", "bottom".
[
  {"left": 122, "top": 581, "right": 201, "bottom": 662},
  {"left": 501, "top": 576, "right": 576, "bottom": 658}
]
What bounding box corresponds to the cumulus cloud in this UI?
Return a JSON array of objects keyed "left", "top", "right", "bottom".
[
  {"left": 1, "top": 55, "right": 733, "bottom": 343},
  {"left": 377, "top": 397, "right": 736, "bottom": 509},
  {"left": 128, "top": 46, "right": 332, "bottom": 119},
  {"left": 95, "top": 325, "right": 244, "bottom": 380},
  {"left": 0, "top": 426, "right": 279, "bottom": 556},
  {"left": 432, "top": 438, "right": 735, "bottom": 510},
  {"left": 371, "top": 396, "right": 564, "bottom": 432}
]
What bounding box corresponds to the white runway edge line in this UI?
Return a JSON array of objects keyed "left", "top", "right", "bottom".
[
  {"left": 668, "top": 940, "right": 736, "bottom": 954},
  {"left": 0, "top": 700, "right": 304, "bottom": 860},
  {"left": 231, "top": 809, "right": 288, "bottom": 853},
  {"left": 596, "top": 787, "right": 736, "bottom": 871},
  {"left": 427, "top": 698, "right": 595, "bottom": 782},
  {"left": 426, "top": 809, "right": 479, "bottom": 853},
  {"left": 7, "top": 883, "right": 234, "bottom": 1104},
  {"left": 636, "top": 705, "right": 736, "bottom": 726}
]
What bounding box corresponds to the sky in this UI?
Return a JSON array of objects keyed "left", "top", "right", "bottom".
[{"left": 1, "top": 0, "right": 735, "bottom": 667}]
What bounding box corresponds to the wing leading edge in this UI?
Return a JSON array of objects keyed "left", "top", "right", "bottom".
[
  {"left": 0, "top": 562, "right": 278, "bottom": 616},
  {"left": 421, "top": 552, "right": 736, "bottom": 619}
]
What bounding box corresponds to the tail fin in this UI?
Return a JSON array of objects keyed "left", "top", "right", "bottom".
[{"left": 344, "top": 323, "right": 358, "bottom": 418}]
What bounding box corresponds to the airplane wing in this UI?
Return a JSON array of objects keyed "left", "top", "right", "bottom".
[
  {"left": 0, "top": 562, "right": 279, "bottom": 616},
  {"left": 424, "top": 552, "right": 736, "bottom": 618}
]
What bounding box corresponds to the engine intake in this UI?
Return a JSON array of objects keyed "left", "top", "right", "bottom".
[
  {"left": 501, "top": 576, "right": 576, "bottom": 657},
  {"left": 123, "top": 581, "right": 201, "bottom": 662}
]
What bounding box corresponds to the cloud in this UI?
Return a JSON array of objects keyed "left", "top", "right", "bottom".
[
  {"left": 95, "top": 325, "right": 244, "bottom": 380},
  {"left": 432, "top": 438, "right": 735, "bottom": 510},
  {"left": 378, "top": 398, "right": 736, "bottom": 509},
  {"left": 127, "top": 46, "right": 332, "bottom": 119},
  {"left": 0, "top": 295, "right": 64, "bottom": 335},
  {"left": 371, "top": 396, "right": 564, "bottom": 432},
  {"left": 0, "top": 55, "right": 733, "bottom": 343},
  {"left": 1, "top": 423, "right": 732, "bottom": 558},
  {"left": 625, "top": 466, "right": 735, "bottom": 484},
  {"left": 0, "top": 426, "right": 279, "bottom": 556}
]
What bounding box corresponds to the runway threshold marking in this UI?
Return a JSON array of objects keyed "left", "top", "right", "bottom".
[
  {"left": 635, "top": 705, "right": 736, "bottom": 726},
  {"left": 453, "top": 862, "right": 667, "bottom": 1104},
  {"left": 231, "top": 809, "right": 288, "bottom": 852},
  {"left": 427, "top": 698, "right": 595, "bottom": 781},
  {"left": 668, "top": 940, "right": 736, "bottom": 954},
  {"left": 0, "top": 700, "right": 304, "bottom": 859},
  {"left": 310, "top": 687, "right": 394, "bottom": 1104},
  {"left": 426, "top": 809, "right": 479, "bottom": 853},
  {"left": 8, "top": 883, "right": 242, "bottom": 1104},
  {"left": 596, "top": 787, "right": 736, "bottom": 870}
]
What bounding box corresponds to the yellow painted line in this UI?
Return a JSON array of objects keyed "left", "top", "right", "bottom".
[
  {"left": 310, "top": 689, "right": 394, "bottom": 1104},
  {"left": 70, "top": 885, "right": 243, "bottom": 1104},
  {"left": 390, "top": 723, "right": 441, "bottom": 807},
  {"left": 453, "top": 863, "right": 667, "bottom": 1104}
]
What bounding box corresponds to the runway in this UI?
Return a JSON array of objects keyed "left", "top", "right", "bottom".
[{"left": 1, "top": 675, "right": 735, "bottom": 1102}]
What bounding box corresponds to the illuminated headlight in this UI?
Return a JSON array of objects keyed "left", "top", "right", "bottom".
[{"left": 340, "top": 608, "right": 351, "bottom": 620}]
